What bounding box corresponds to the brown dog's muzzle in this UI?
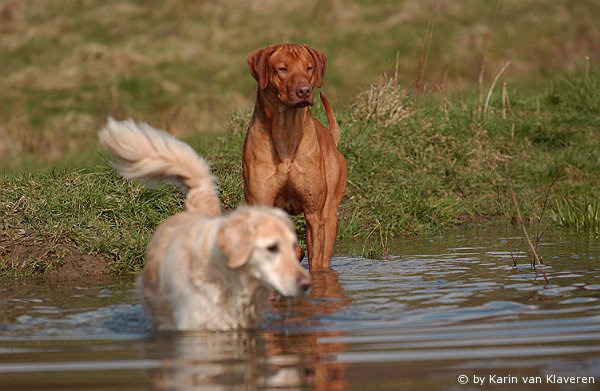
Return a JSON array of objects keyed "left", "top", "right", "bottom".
[
  {"left": 294, "top": 84, "right": 313, "bottom": 107},
  {"left": 288, "top": 78, "right": 313, "bottom": 107},
  {"left": 296, "top": 85, "right": 312, "bottom": 99}
]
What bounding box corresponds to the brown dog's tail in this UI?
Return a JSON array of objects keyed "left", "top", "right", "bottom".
[
  {"left": 320, "top": 92, "right": 340, "bottom": 146},
  {"left": 99, "top": 118, "right": 221, "bottom": 217}
]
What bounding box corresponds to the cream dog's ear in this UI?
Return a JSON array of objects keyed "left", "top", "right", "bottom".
[{"left": 218, "top": 209, "right": 254, "bottom": 268}]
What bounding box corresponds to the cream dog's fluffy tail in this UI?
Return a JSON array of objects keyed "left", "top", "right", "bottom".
[{"left": 99, "top": 118, "right": 221, "bottom": 216}]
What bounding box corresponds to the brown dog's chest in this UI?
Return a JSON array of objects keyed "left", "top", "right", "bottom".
[
  {"left": 272, "top": 156, "right": 327, "bottom": 215},
  {"left": 273, "top": 184, "right": 304, "bottom": 216},
  {"left": 243, "top": 115, "right": 337, "bottom": 217}
]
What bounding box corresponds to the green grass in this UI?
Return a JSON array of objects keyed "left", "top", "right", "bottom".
[
  {"left": 2, "top": 73, "right": 599, "bottom": 275},
  {"left": 0, "top": 167, "right": 183, "bottom": 275},
  {"left": 341, "top": 73, "right": 600, "bottom": 236},
  {"left": 2, "top": 0, "right": 600, "bottom": 276},
  {"left": 552, "top": 197, "right": 600, "bottom": 233}
]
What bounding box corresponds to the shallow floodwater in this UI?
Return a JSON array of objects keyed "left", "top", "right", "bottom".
[{"left": 1, "top": 228, "right": 599, "bottom": 390}]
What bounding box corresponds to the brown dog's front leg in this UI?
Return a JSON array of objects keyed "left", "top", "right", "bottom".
[
  {"left": 305, "top": 216, "right": 315, "bottom": 271},
  {"left": 305, "top": 213, "right": 327, "bottom": 271},
  {"left": 321, "top": 214, "right": 339, "bottom": 269},
  {"left": 295, "top": 244, "right": 305, "bottom": 263}
]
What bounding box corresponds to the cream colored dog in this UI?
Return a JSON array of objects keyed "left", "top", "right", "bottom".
[{"left": 99, "top": 119, "right": 311, "bottom": 331}]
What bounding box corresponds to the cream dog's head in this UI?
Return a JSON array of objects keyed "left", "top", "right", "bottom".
[{"left": 217, "top": 206, "right": 311, "bottom": 297}]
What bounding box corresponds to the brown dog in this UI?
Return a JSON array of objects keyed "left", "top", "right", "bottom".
[{"left": 243, "top": 44, "right": 347, "bottom": 271}]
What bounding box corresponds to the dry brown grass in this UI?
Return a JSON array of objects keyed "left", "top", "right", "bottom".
[
  {"left": 350, "top": 76, "right": 412, "bottom": 127},
  {"left": 1, "top": 0, "right": 599, "bottom": 169}
]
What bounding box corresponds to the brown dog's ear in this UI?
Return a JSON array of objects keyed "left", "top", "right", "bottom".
[
  {"left": 218, "top": 210, "right": 254, "bottom": 268},
  {"left": 306, "top": 46, "right": 327, "bottom": 88},
  {"left": 247, "top": 46, "right": 276, "bottom": 90}
]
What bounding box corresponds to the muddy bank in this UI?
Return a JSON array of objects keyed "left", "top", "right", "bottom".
[{"left": 0, "top": 230, "right": 110, "bottom": 281}]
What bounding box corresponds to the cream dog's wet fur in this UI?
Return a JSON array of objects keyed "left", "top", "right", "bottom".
[{"left": 99, "top": 119, "right": 311, "bottom": 331}]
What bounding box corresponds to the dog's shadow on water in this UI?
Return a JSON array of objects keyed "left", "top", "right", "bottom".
[{"left": 144, "top": 268, "right": 349, "bottom": 390}]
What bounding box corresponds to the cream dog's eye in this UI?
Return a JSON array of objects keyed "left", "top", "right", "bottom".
[{"left": 266, "top": 243, "right": 279, "bottom": 253}]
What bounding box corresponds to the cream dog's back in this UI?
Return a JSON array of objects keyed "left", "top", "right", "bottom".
[{"left": 99, "top": 119, "right": 311, "bottom": 331}]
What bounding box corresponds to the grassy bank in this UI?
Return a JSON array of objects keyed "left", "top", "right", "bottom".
[{"left": 1, "top": 73, "right": 599, "bottom": 277}]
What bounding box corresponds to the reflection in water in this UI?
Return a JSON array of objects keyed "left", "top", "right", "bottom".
[
  {"left": 146, "top": 331, "right": 265, "bottom": 390},
  {"left": 269, "top": 269, "right": 349, "bottom": 391},
  {"left": 1, "top": 228, "right": 600, "bottom": 390},
  {"left": 146, "top": 269, "right": 348, "bottom": 390}
]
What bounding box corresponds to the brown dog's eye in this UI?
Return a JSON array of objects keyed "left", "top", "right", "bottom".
[
  {"left": 267, "top": 243, "right": 279, "bottom": 253},
  {"left": 307, "top": 64, "right": 313, "bottom": 71},
  {"left": 277, "top": 66, "right": 287, "bottom": 73}
]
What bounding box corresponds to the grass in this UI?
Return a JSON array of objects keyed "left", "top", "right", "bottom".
[
  {"left": 0, "top": 167, "right": 183, "bottom": 276},
  {"left": 2, "top": 0, "right": 600, "bottom": 170},
  {"left": 1, "top": 0, "right": 600, "bottom": 276},
  {"left": 552, "top": 197, "right": 600, "bottom": 233},
  {"left": 1, "top": 72, "right": 599, "bottom": 276},
  {"left": 344, "top": 72, "right": 600, "bottom": 235}
]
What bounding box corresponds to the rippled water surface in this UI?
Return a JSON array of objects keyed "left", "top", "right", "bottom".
[{"left": 1, "top": 228, "right": 599, "bottom": 390}]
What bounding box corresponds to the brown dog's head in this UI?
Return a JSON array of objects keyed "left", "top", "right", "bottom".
[{"left": 247, "top": 44, "right": 327, "bottom": 108}]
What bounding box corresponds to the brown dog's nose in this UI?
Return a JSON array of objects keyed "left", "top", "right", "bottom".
[
  {"left": 298, "top": 276, "right": 312, "bottom": 293},
  {"left": 296, "top": 86, "right": 312, "bottom": 99}
]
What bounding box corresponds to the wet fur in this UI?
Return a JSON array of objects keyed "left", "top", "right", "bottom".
[{"left": 99, "top": 119, "right": 311, "bottom": 331}]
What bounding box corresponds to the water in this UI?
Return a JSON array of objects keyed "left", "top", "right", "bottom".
[{"left": 1, "top": 228, "right": 599, "bottom": 390}]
